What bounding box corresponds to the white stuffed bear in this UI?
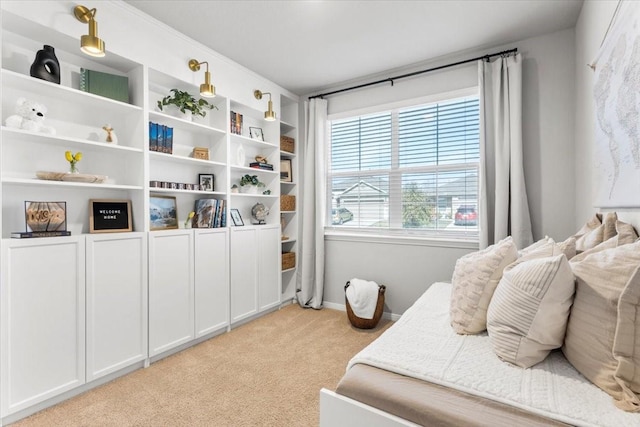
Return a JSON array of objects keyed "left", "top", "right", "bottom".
[{"left": 5, "top": 97, "right": 56, "bottom": 135}]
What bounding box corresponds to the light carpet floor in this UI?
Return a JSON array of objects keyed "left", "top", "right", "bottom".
[{"left": 13, "top": 304, "right": 391, "bottom": 427}]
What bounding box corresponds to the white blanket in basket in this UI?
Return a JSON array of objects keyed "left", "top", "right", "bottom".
[
  {"left": 348, "top": 282, "right": 640, "bottom": 427},
  {"left": 346, "top": 278, "right": 379, "bottom": 319}
]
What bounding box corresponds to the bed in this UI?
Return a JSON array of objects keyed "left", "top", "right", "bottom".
[
  {"left": 320, "top": 280, "right": 640, "bottom": 427},
  {"left": 320, "top": 216, "right": 640, "bottom": 427}
]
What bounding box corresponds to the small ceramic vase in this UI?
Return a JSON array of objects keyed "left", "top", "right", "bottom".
[{"left": 30, "top": 45, "right": 61, "bottom": 84}]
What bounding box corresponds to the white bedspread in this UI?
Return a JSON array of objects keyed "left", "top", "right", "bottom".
[{"left": 348, "top": 282, "right": 640, "bottom": 427}]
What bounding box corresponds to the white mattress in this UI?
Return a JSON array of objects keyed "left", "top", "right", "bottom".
[{"left": 348, "top": 282, "right": 640, "bottom": 427}]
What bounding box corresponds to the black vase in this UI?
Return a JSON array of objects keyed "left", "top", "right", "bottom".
[{"left": 30, "top": 45, "right": 61, "bottom": 84}]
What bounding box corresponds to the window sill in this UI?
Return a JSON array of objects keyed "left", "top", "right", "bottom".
[{"left": 324, "top": 230, "right": 479, "bottom": 250}]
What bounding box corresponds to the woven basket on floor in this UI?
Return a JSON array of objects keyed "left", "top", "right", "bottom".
[{"left": 344, "top": 281, "right": 386, "bottom": 329}]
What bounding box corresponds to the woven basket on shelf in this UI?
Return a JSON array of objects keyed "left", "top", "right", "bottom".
[
  {"left": 280, "top": 136, "right": 295, "bottom": 153},
  {"left": 282, "top": 252, "right": 296, "bottom": 270},
  {"left": 281, "top": 195, "right": 296, "bottom": 211},
  {"left": 344, "top": 281, "right": 386, "bottom": 329}
]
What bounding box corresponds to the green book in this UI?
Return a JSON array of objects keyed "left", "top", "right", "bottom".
[{"left": 80, "top": 68, "right": 129, "bottom": 103}]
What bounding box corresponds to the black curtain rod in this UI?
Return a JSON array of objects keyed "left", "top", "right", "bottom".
[{"left": 308, "top": 47, "right": 518, "bottom": 100}]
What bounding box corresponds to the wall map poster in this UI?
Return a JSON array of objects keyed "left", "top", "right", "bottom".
[{"left": 593, "top": 1, "right": 640, "bottom": 207}]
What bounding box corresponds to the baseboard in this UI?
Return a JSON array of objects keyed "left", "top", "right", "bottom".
[
  {"left": 322, "top": 301, "right": 401, "bottom": 321},
  {"left": 149, "top": 325, "right": 229, "bottom": 364}
]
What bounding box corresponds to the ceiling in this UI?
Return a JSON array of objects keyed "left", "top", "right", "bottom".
[{"left": 123, "top": 0, "right": 584, "bottom": 96}]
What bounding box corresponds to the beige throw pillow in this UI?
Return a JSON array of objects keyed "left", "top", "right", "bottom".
[
  {"left": 519, "top": 236, "right": 575, "bottom": 260},
  {"left": 487, "top": 254, "right": 575, "bottom": 368},
  {"left": 574, "top": 213, "right": 602, "bottom": 237},
  {"left": 614, "top": 266, "right": 640, "bottom": 411},
  {"left": 570, "top": 222, "right": 638, "bottom": 263},
  {"left": 574, "top": 212, "right": 619, "bottom": 253},
  {"left": 563, "top": 240, "right": 640, "bottom": 411},
  {"left": 615, "top": 220, "right": 639, "bottom": 243},
  {"left": 450, "top": 237, "right": 518, "bottom": 335}
]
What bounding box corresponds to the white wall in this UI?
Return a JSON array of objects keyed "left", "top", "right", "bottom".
[
  {"left": 318, "top": 28, "right": 577, "bottom": 315},
  {"left": 574, "top": 1, "right": 640, "bottom": 229}
]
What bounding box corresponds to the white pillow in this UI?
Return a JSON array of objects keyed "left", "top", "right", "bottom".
[
  {"left": 450, "top": 236, "right": 518, "bottom": 335},
  {"left": 487, "top": 254, "right": 575, "bottom": 368}
]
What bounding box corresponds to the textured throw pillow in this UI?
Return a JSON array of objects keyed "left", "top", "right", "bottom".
[
  {"left": 563, "top": 240, "right": 640, "bottom": 411},
  {"left": 487, "top": 254, "right": 575, "bottom": 368},
  {"left": 557, "top": 236, "right": 577, "bottom": 260},
  {"left": 450, "top": 236, "right": 518, "bottom": 335}
]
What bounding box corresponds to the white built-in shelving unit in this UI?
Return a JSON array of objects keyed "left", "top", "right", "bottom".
[
  {"left": 0, "top": 4, "right": 300, "bottom": 423},
  {"left": 280, "top": 95, "right": 300, "bottom": 302}
]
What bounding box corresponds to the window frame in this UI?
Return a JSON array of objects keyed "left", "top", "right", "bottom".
[{"left": 325, "top": 87, "right": 481, "bottom": 243}]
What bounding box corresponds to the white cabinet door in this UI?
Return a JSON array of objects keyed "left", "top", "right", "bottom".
[
  {"left": 194, "top": 228, "right": 229, "bottom": 337},
  {"left": 258, "top": 225, "right": 281, "bottom": 312},
  {"left": 230, "top": 228, "right": 258, "bottom": 323},
  {"left": 86, "top": 233, "right": 148, "bottom": 381},
  {"left": 1, "top": 237, "right": 85, "bottom": 416},
  {"left": 148, "top": 230, "right": 194, "bottom": 357}
]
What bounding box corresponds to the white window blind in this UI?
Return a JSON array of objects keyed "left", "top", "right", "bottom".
[{"left": 328, "top": 95, "right": 480, "bottom": 239}]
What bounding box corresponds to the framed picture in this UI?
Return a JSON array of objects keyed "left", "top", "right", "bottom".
[
  {"left": 230, "top": 208, "right": 244, "bottom": 226},
  {"left": 249, "top": 127, "right": 264, "bottom": 141},
  {"left": 199, "top": 173, "right": 215, "bottom": 192},
  {"left": 25, "top": 201, "right": 67, "bottom": 232},
  {"left": 280, "top": 159, "right": 292, "bottom": 182},
  {"left": 149, "top": 195, "right": 178, "bottom": 230},
  {"left": 89, "top": 199, "right": 133, "bottom": 233}
]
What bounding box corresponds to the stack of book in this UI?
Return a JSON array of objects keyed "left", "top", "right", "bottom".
[
  {"left": 193, "top": 199, "right": 226, "bottom": 228},
  {"left": 249, "top": 162, "right": 273, "bottom": 171},
  {"left": 11, "top": 230, "right": 71, "bottom": 238},
  {"left": 230, "top": 111, "right": 243, "bottom": 135},
  {"left": 149, "top": 122, "right": 174, "bottom": 153}
]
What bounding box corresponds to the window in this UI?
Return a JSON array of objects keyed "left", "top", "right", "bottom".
[{"left": 327, "top": 93, "right": 480, "bottom": 239}]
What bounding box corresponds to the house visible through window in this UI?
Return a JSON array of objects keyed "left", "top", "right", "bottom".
[{"left": 328, "top": 92, "right": 480, "bottom": 239}]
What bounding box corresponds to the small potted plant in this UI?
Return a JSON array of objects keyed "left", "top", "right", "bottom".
[
  {"left": 157, "top": 89, "right": 217, "bottom": 120},
  {"left": 239, "top": 174, "right": 266, "bottom": 194}
]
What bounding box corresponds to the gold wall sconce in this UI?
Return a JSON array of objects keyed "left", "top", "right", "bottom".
[
  {"left": 188, "top": 59, "right": 216, "bottom": 98},
  {"left": 254, "top": 90, "right": 276, "bottom": 121},
  {"left": 73, "top": 5, "right": 105, "bottom": 57}
]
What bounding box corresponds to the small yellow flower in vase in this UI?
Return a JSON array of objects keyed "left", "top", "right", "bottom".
[
  {"left": 185, "top": 211, "right": 195, "bottom": 228},
  {"left": 65, "top": 151, "right": 82, "bottom": 174}
]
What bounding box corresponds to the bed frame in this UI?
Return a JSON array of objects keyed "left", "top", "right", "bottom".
[{"left": 319, "top": 388, "right": 419, "bottom": 427}]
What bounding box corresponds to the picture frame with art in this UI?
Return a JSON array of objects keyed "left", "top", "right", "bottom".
[
  {"left": 149, "top": 195, "right": 178, "bottom": 230},
  {"left": 199, "top": 173, "right": 214, "bottom": 192},
  {"left": 249, "top": 127, "right": 264, "bottom": 141},
  {"left": 280, "top": 159, "right": 292, "bottom": 183},
  {"left": 230, "top": 208, "right": 244, "bottom": 226}
]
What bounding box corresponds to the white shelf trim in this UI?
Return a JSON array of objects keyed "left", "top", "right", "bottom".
[
  {"left": 2, "top": 177, "right": 143, "bottom": 190},
  {"left": 1, "top": 127, "right": 144, "bottom": 153}
]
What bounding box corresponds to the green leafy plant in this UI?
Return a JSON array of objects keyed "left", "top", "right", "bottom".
[
  {"left": 157, "top": 89, "right": 218, "bottom": 118},
  {"left": 239, "top": 174, "right": 265, "bottom": 187}
]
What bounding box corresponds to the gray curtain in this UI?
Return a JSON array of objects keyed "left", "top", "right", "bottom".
[
  {"left": 297, "top": 98, "right": 328, "bottom": 309},
  {"left": 479, "top": 53, "right": 533, "bottom": 249}
]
